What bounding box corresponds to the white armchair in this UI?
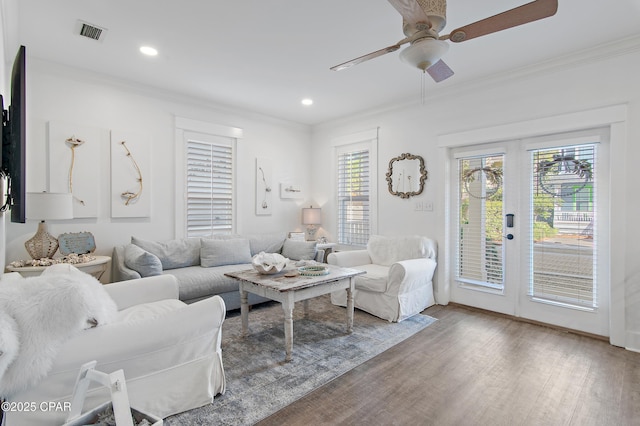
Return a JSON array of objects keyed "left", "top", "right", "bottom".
[
  {"left": 3, "top": 273, "right": 226, "bottom": 425},
  {"left": 328, "top": 235, "right": 437, "bottom": 322}
]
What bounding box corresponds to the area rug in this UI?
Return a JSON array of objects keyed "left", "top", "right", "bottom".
[{"left": 165, "top": 295, "right": 436, "bottom": 425}]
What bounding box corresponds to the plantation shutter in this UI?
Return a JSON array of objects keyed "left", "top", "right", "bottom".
[
  {"left": 456, "top": 154, "right": 505, "bottom": 290},
  {"left": 529, "top": 143, "right": 597, "bottom": 308},
  {"left": 337, "top": 148, "right": 370, "bottom": 246},
  {"left": 186, "top": 138, "right": 233, "bottom": 237}
]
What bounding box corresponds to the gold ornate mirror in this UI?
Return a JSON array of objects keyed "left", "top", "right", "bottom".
[{"left": 385, "top": 153, "right": 427, "bottom": 199}]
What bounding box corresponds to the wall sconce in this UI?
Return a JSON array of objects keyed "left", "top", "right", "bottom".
[
  {"left": 25, "top": 192, "right": 73, "bottom": 259},
  {"left": 302, "top": 205, "right": 321, "bottom": 241}
]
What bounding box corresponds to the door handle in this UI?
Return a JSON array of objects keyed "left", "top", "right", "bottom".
[
  {"left": 505, "top": 234, "right": 514, "bottom": 240},
  {"left": 506, "top": 214, "right": 514, "bottom": 228}
]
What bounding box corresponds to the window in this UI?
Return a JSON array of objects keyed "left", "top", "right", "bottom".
[
  {"left": 529, "top": 143, "right": 598, "bottom": 308},
  {"left": 336, "top": 138, "right": 376, "bottom": 246},
  {"left": 456, "top": 153, "right": 505, "bottom": 290},
  {"left": 185, "top": 134, "right": 234, "bottom": 237}
]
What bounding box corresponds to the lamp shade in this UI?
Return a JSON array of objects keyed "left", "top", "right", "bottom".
[
  {"left": 399, "top": 38, "right": 449, "bottom": 71},
  {"left": 302, "top": 207, "right": 321, "bottom": 225},
  {"left": 26, "top": 192, "right": 74, "bottom": 220}
]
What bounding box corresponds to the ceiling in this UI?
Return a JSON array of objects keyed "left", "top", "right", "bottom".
[{"left": 14, "top": 0, "right": 640, "bottom": 126}]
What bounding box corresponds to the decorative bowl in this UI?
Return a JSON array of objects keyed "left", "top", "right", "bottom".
[
  {"left": 252, "top": 252, "right": 289, "bottom": 275},
  {"left": 298, "top": 265, "right": 330, "bottom": 276}
]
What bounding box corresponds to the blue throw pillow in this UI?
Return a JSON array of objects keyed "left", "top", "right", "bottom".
[
  {"left": 200, "top": 238, "right": 252, "bottom": 267},
  {"left": 124, "top": 244, "right": 163, "bottom": 277}
]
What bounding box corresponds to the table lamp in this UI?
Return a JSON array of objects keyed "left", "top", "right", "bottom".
[
  {"left": 302, "top": 205, "right": 321, "bottom": 241},
  {"left": 25, "top": 192, "right": 73, "bottom": 259}
]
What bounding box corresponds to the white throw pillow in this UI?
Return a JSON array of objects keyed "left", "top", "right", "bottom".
[
  {"left": 367, "top": 235, "right": 428, "bottom": 266},
  {"left": 281, "top": 239, "right": 317, "bottom": 261},
  {"left": 200, "top": 238, "right": 252, "bottom": 267},
  {"left": 0, "top": 265, "right": 118, "bottom": 397}
]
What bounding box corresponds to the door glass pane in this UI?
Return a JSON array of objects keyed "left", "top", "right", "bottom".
[
  {"left": 530, "top": 144, "right": 597, "bottom": 308},
  {"left": 457, "top": 154, "right": 505, "bottom": 290}
]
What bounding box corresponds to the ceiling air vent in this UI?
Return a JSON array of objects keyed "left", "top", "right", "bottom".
[{"left": 76, "top": 20, "right": 108, "bottom": 42}]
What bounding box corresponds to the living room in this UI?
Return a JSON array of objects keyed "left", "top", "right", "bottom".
[{"left": 1, "top": 0, "right": 640, "bottom": 424}]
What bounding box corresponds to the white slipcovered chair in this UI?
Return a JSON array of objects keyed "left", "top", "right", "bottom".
[
  {"left": 328, "top": 235, "right": 437, "bottom": 322},
  {"left": 1, "top": 268, "right": 226, "bottom": 425}
]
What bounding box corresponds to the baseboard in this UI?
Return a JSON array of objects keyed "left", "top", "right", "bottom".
[
  {"left": 447, "top": 302, "right": 609, "bottom": 342},
  {"left": 625, "top": 331, "right": 640, "bottom": 352}
]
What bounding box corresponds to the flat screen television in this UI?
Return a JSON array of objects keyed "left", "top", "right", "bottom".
[{"left": 1, "top": 45, "right": 26, "bottom": 223}]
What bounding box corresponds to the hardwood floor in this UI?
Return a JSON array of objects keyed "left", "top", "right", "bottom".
[{"left": 258, "top": 304, "right": 640, "bottom": 426}]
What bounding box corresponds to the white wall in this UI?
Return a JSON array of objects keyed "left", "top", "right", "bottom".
[
  {"left": 4, "top": 59, "right": 313, "bottom": 280},
  {"left": 310, "top": 37, "right": 640, "bottom": 351}
]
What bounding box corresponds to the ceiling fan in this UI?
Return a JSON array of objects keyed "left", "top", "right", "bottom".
[{"left": 330, "top": 0, "right": 558, "bottom": 82}]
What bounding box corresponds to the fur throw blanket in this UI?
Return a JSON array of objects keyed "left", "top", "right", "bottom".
[{"left": 0, "top": 264, "right": 118, "bottom": 398}]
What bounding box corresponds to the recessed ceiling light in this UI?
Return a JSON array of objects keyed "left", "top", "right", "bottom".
[
  {"left": 301, "top": 98, "right": 313, "bottom": 106},
  {"left": 140, "top": 46, "right": 158, "bottom": 56}
]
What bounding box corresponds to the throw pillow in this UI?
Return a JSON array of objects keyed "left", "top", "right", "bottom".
[
  {"left": 201, "top": 238, "right": 252, "bottom": 267},
  {"left": 124, "top": 244, "right": 163, "bottom": 277},
  {"left": 281, "top": 239, "right": 317, "bottom": 261},
  {"left": 131, "top": 237, "right": 201, "bottom": 270},
  {"left": 0, "top": 264, "right": 118, "bottom": 397},
  {"left": 246, "top": 232, "right": 287, "bottom": 256},
  {"left": 367, "top": 235, "right": 428, "bottom": 266}
]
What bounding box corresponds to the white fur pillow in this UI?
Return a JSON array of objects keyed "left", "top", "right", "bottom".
[{"left": 0, "top": 264, "right": 118, "bottom": 398}]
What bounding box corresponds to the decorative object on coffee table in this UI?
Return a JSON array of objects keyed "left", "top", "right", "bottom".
[
  {"left": 252, "top": 252, "right": 289, "bottom": 275},
  {"left": 298, "top": 265, "right": 329, "bottom": 276},
  {"left": 24, "top": 192, "right": 73, "bottom": 259}
]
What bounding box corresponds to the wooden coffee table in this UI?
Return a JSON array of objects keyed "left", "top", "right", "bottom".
[{"left": 225, "top": 265, "right": 365, "bottom": 362}]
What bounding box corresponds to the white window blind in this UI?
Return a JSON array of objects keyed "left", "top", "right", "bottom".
[
  {"left": 456, "top": 154, "right": 505, "bottom": 290},
  {"left": 529, "top": 143, "right": 597, "bottom": 308},
  {"left": 186, "top": 138, "right": 233, "bottom": 238},
  {"left": 337, "top": 148, "right": 370, "bottom": 246}
]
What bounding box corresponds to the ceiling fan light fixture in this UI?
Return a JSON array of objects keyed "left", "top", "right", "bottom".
[{"left": 399, "top": 38, "right": 449, "bottom": 71}]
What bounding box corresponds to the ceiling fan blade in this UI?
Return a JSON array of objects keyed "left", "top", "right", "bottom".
[
  {"left": 330, "top": 42, "right": 406, "bottom": 71},
  {"left": 444, "top": 0, "right": 558, "bottom": 43},
  {"left": 426, "top": 59, "right": 454, "bottom": 82},
  {"left": 386, "top": 0, "right": 430, "bottom": 25}
]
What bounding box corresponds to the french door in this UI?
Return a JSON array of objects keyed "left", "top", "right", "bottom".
[{"left": 449, "top": 128, "right": 610, "bottom": 336}]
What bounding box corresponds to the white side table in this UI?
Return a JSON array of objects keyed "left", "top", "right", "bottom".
[{"left": 5, "top": 255, "right": 111, "bottom": 282}]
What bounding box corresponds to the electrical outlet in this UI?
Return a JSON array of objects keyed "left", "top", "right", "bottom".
[
  {"left": 424, "top": 201, "right": 434, "bottom": 212},
  {"left": 414, "top": 201, "right": 423, "bottom": 211}
]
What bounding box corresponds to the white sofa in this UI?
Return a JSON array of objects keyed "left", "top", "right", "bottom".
[
  {"left": 2, "top": 272, "right": 226, "bottom": 425},
  {"left": 328, "top": 235, "right": 437, "bottom": 322}
]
